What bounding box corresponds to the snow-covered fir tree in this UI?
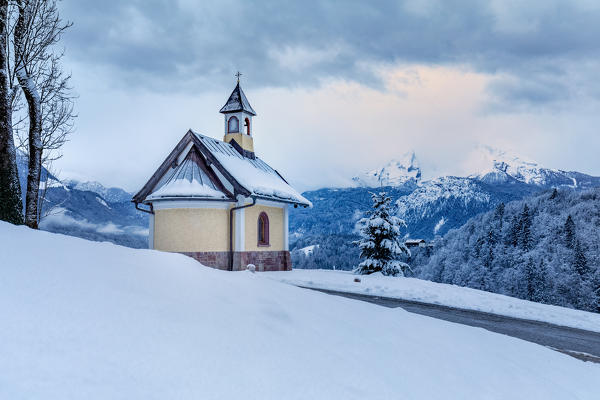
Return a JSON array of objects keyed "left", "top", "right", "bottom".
[{"left": 354, "top": 191, "right": 410, "bottom": 276}]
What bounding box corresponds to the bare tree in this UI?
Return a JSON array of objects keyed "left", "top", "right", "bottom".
[
  {"left": 0, "top": 0, "right": 23, "bottom": 225},
  {"left": 15, "top": 53, "right": 75, "bottom": 165},
  {"left": 36, "top": 160, "right": 65, "bottom": 223},
  {"left": 12, "top": 0, "right": 72, "bottom": 228}
]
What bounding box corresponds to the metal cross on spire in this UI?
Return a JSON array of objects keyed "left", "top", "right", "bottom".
[{"left": 235, "top": 71, "right": 242, "bottom": 83}]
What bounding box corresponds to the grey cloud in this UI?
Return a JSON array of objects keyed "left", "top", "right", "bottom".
[{"left": 60, "top": 0, "right": 600, "bottom": 108}]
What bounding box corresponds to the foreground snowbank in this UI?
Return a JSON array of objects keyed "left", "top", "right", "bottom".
[
  {"left": 1, "top": 222, "right": 599, "bottom": 399},
  {"left": 263, "top": 269, "right": 600, "bottom": 333}
]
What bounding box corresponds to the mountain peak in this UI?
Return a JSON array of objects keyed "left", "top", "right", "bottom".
[
  {"left": 468, "top": 146, "right": 552, "bottom": 185},
  {"left": 352, "top": 151, "right": 422, "bottom": 188},
  {"left": 467, "top": 145, "right": 596, "bottom": 187},
  {"left": 65, "top": 179, "right": 133, "bottom": 203}
]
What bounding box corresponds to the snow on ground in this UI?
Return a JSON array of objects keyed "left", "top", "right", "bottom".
[
  {"left": 298, "top": 244, "right": 319, "bottom": 256},
  {"left": 263, "top": 269, "right": 600, "bottom": 333},
  {"left": 1, "top": 222, "right": 599, "bottom": 399}
]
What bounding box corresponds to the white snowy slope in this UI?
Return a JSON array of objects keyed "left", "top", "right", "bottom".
[
  {"left": 64, "top": 179, "right": 133, "bottom": 202},
  {"left": 1, "top": 222, "right": 599, "bottom": 400},
  {"left": 468, "top": 145, "right": 588, "bottom": 186},
  {"left": 396, "top": 176, "right": 491, "bottom": 218},
  {"left": 352, "top": 151, "right": 421, "bottom": 187},
  {"left": 263, "top": 269, "right": 600, "bottom": 333},
  {"left": 297, "top": 244, "right": 320, "bottom": 256}
]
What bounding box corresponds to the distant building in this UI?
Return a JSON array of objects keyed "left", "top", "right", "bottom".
[
  {"left": 133, "top": 78, "right": 311, "bottom": 271},
  {"left": 405, "top": 239, "right": 427, "bottom": 248}
]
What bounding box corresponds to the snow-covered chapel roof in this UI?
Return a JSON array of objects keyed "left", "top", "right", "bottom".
[
  {"left": 193, "top": 132, "right": 310, "bottom": 205},
  {"left": 147, "top": 148, "right": 228, "bottom": 201},
  {"left": 219, "top": 82, "right": 257, "bottom": 116},
  {"left": 132, "top": 131, "right": 311, "bottom": 207}
]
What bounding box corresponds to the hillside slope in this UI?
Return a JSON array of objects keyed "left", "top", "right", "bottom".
[
  {"left": 16, "top": 152, "right": 148, "bottom": 248},
  {"left": 0, "top": 222, "right": 598, "bottom": 399},
  {"left": 416, "top": 188, "right": 600, "bottom": 312},
  {"left": 291, "top": 147, "right": 600, "bottom": 270},
  {"left": 264, "top": 269, "right": 600, "bottom": 332}
]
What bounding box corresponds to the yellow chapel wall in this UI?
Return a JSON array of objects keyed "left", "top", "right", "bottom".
[
  {"left": 153, "top": 208, "right": 230, "bottom": 252},
  {"left": 152, "top": 203, "right": 285, "bottom": 253},
  {"left": 244, "top": 204, "right": 284, "bottom": 252}
]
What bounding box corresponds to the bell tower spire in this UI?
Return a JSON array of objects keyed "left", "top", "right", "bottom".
[{"left": 220, "top": 73, "right": 257, "bottom": 158}]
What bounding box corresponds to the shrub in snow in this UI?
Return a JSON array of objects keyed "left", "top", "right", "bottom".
[{"left": 354, "top": 192, "right": 411, "bottom": 277}]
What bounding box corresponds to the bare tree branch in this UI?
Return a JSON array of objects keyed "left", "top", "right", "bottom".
[{"left": 11, "top": 0, "right": 73, "bottom": 227}]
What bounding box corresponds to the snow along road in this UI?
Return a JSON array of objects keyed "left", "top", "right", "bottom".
[{"left": 304, "top": 287, "right": 600, "bottom": 363}]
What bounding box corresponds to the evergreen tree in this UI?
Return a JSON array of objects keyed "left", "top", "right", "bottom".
[
  {"left": 573, "top": 240, "right": 588, "bottom": 278},
  {"left": 354, "top": 192, "right": 410, "bottom": 277},
  {"left": 532, "top": 259, "right": 549, "bottom": 303},
  {"left": 525, "top": 258, "right": 535, "bottom": 301},
  {"left": 519, "top": 205, "right": 532, "bottom": 251},
  {"left": 506, "top": 215, "right": 520, "bottom": 247},
  {"left": 493, "top": 202, "right": 505, "bottom": 231},
  {"left": 564, "top": 215, "right": 576, "bottom": 249},
  {"left": 591, "top": 272, "right": 600, "bottom": 313}
]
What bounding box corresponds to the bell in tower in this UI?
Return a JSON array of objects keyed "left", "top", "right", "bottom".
[{"left": 220, "top": 72, "right": 257, "bottom": 158}]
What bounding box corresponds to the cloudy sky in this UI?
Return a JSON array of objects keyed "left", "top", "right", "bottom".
[{"left": 55, "top": 0, "right": 600, "bottom": 192}]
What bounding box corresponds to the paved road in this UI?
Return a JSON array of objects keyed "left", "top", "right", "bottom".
[{"left": 302, "top": 286, "right": 600, "bottom": 363}]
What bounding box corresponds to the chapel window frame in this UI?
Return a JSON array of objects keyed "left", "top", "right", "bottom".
[
  {"left": 257, "top": 212, "right": 270, "bottom": 246},
  {"left": 228, "top": 116, "right": 239, "bottom": 133}
]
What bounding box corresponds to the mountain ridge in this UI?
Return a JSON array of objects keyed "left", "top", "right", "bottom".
[
  {"left": 14, "top": 146, "right": 600, "bottom": 261},
  {"left": 290, "top": 147, "right": 600, "bottom": 269},
  {"left": 352, "top": 151, "right": 421, "bottom": 188}
]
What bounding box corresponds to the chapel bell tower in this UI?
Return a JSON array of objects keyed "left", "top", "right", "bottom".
[{"left": 220, "top": 72, "right": 257, "bottom": 158}]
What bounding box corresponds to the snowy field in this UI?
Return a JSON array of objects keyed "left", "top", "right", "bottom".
[
  {"left": 1, "top": 222, "right": 599, "bottom": 399},
  {"left": 263, "top": 269, "right": 600, "bottom": 333}
]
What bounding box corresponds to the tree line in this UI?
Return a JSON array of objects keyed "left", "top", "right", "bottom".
[
  {"left": 415, "top": 188, "right": 600, "bottom": 312},
  {"left": 0, "top": 0, "right": 74, "bottom": 228}
]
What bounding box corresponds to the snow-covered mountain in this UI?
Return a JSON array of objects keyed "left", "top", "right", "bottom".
[
  {"left": 352, "top": 151, "right": 421, "bottom": 188},
  {"left": 469, "top": 146, "right": 600, "bottom": 188},
  {"left": 389, "top": 147, "right": 600, "bottom": 238},
  {"left": 394, "top": 176, "right": 537, "bottom": 239},
  {"left": 64, "top": 180, "right": 133, "bottom": 203},
  {"left": 290, "top": 147, "right": 600, "bottom": 269},
  {"left": 13, "top": 144, "right": 600, "bottom": 259},
  {"left": 16, "top": 155, "right": 148, "bottom": 248}
]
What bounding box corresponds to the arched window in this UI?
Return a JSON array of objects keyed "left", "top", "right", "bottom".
[
  {"left": 228, "top": 116, "right": 239, "bottom": 133},
  {"left": 258, "top": 212, "right": 269, "bottom": 246},
  {"left": 244, "top": 117, "right": 250, "bottom": 135}
]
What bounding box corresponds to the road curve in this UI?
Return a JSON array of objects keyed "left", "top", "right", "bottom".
[{"left": 302, "top": 286, "right": 600, "bottom": 363}]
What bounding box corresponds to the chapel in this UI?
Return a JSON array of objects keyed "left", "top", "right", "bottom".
[{"left": 132, "top": 78, "right": 311, "bottom": 271}]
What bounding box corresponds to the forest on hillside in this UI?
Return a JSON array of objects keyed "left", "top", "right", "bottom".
[
  {"left": 293, "top": 187, "right": 600, "bottom": 313},
  {"left": 414, "top": 188, "right": 600, "bottom": 312}
]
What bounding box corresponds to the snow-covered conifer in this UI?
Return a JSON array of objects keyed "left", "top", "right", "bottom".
[
  {"left": 519, "top": 205, "right": 532, "bottom": 251},
  {"left": 506, "top": 215, "right": 520, "bottom": 247},
  {"left": 564, "top": 215, "right": 576, "bottom": 249},
  {"left": 354, "top": 192, "right": 410, "bottom": 277},
  {"left": 573, "top": 240, "right": 588, "bottom": 278}
]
